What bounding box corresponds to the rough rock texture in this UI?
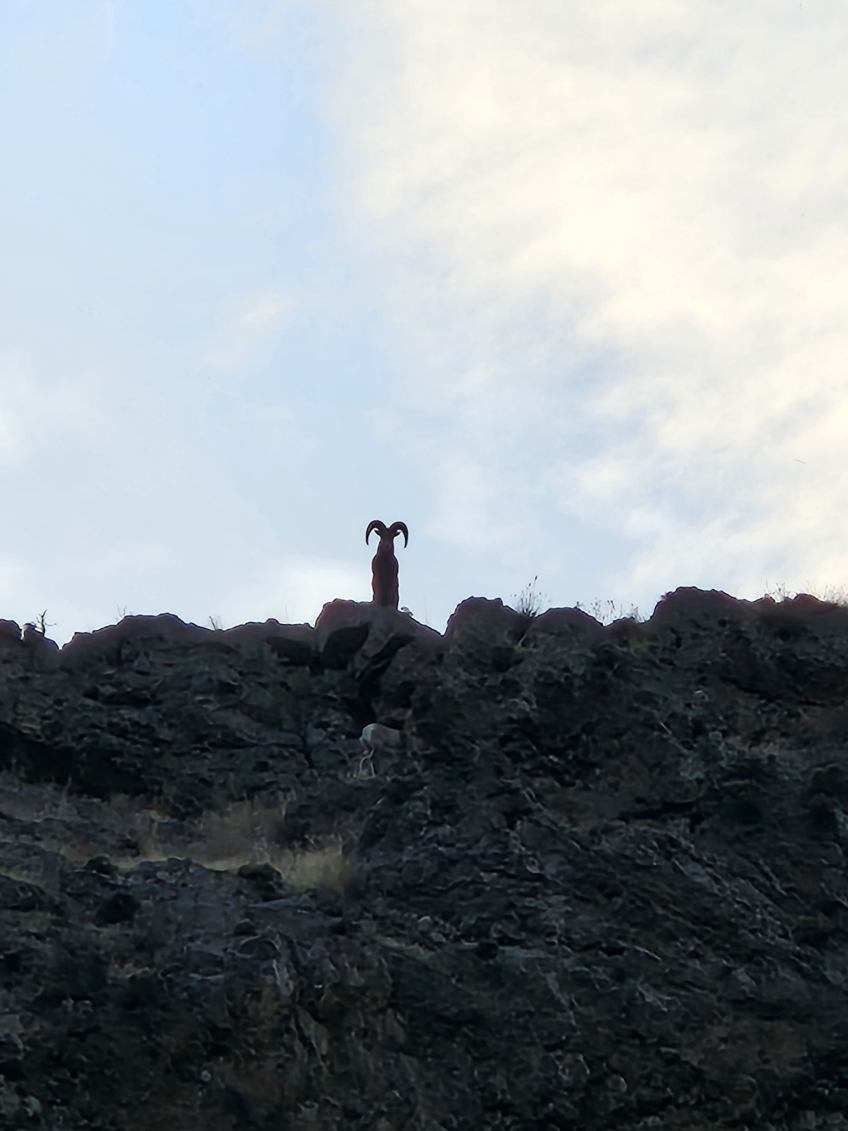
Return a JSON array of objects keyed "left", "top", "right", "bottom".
[{"left": 1, "top": 590, "right": 848, "bottom": 1128}]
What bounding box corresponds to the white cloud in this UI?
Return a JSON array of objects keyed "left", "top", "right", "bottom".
[
  {"left": 326, "top": 1, "right": 848, "bottom": 602},
  {"left": 239, "top": 292, "right": 291, "bottom": 333},
  {"left": 0, "top": 555, "right": 25, "bottom": 604},
  {"left": 204, "top": 289, "right": 292, "bottom": 373},
  {"left": 101, "top": 0, "right": 117, "bottom": 59},
  {"left": 216, "top": 555, "right": 366, "bottom": 628},
  {"left": 0, "top": 349, "right": 109, "bottom": 467}
]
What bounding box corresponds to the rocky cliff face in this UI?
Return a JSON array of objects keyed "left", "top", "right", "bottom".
[{"left": 1, "top": 588, "right": 848, "bottom": 1130}]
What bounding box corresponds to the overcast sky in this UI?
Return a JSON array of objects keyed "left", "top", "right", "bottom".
[{"left": 2, "top": 1, "right": 846, "bottom": 642}]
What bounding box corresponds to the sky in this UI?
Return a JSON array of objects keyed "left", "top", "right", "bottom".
[{"left": 1, "top": 0, "right": 846, "bottom": 643}]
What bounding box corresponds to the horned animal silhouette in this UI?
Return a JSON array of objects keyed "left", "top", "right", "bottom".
[{"left": 366, "top": 520, "right": 409, "bottom": 609}]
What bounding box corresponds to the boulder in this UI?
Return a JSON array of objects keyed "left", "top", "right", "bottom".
[
  {"left": 62, "top": 613, "right": 210, "bottom": 664},
  {"left": 314, "top": 600, "right": 377, "bottom": 669},
  {"left": 606, "top": 615, "right": 650, "bottom": 644},
  {"left": 221, "top": 619, "right": 315, "bottom": 664},
  {"left": 444, "top": 597, "right": 525, "bottom": 645},
  {"left": 315, "top": 600, "right": 441, "bottom": 671},
  {"left": 523, "top": 606, "right": 605, "bottom": 644},
  {"left": 752, "top": 592, "right": 848, "bottom": 637},
  {"left": 649, "top": 587, "right": 755, "bottom": 631},
  {"left": 0, "top": 619, "right": 21, "bottom": 648}
]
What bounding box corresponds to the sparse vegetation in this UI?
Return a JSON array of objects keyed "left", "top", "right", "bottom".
[
  {"left": 512, "top": 574, "right": 546, "bottom": 619},
  {"left": 764, "top": 581, "right": 848, "bottom": 607},
  {"left": 0, "top": 778, "right": 353, "bottom": 894},
  {"left": 127, "top": 803, "right": 352, "bottom": 893},
  {"left": 576, "top": 598, "right": 643, "bottom": 623},
  {"left": 279, "top": 838, "right": 352, "bottom": 893},
  {"left": 510, "top": 575, "right": 550, "bottom": 646}
]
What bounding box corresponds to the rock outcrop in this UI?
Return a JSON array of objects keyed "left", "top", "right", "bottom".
[{"left": 1, "top": 590, "right": 848, "bottom": 1128}]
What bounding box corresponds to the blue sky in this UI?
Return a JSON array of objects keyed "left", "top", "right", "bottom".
[{"left": 2, "top": 1, "right": 846, "bottom": 642}]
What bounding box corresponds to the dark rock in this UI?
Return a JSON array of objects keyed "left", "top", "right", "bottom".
[
  {"left": 62, "top": 612, "right": 211, "bottom": 664},
  {"left": 524, "top": 605, "right": 605, "bottom": 642},
  {"left": 606, "top": 615, "right": 650, "bottom": 643},
  {"left": 315, "top": 599, "right": 440, "bottom": 673},
  {"left": 222, "top": 618, "right": 315, "bottom": 664},
  {"left": 0, "top": 589, "right": 847, "bottom": 1127},
  {"left": 650, "top": 586, "right": 755, "bottom": 629},
  {"left": 444, "top": 595, "right": 525, "bottom": 644},
  {"left": 0, "top": 619, "right": 21, "bottom": 643},
  {"left": 314, "top": 599, "right": 373, "bottom": 668},
  {"left": 94, "top": 891, "right": 140, "bottom": 925}
]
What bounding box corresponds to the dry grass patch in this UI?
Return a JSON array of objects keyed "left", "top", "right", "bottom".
[
  {"left": 764, "top": 581, "right": 848, "bottom": 607},
  {"left": 0, "top": 775, "right": 353, "bottom": 894},
  {"left": 276, "top": 840, "right": 352, "bottom": 893},
  {"left": 114, "top": 799, "right": 353, "bottom": 893},
  {"left": 512, "top": 575, "right": 547, "bottom": 620},
  {"left": 575, "top": 597, "right": 643, "bottom": 623},
  {"left": 120, "top": 838, "right": 352, "bottom": 894}
]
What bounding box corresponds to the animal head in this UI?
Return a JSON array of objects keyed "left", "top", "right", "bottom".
[{"left": 365, "top": 520, "right": 409, "bottom": 549}]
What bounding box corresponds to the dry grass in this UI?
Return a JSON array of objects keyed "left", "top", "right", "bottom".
[
  {"left": 512, "top": 575, "right": 547, "bottom": 619},
  {"left": 120, "top": 799, "right": 352, "bottom": 892},
  {"left": 115, "top": 834, "right": 351, "bottom": 893},
  {"left": 764, "top": 581, "right": 848, "bottom": 607},
  {"left": 0, "top": 779, "right": 353, "bottom": 893},
  {"left": 575, "top": 585, "right": 848, "bottom": 625},
  {"left": 575, "top": 598, "right": 643, "bottom": 624},
  {"left": 276, "top": 840, "right": 351, "bottom": 893}
]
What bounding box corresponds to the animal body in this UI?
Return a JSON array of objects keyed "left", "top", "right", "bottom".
[
  {"left": 365, "top": 519, "right": 409, "bottom": 608},
  {"left": 359, "top": 722, "right": 404, "bottom": 757}
]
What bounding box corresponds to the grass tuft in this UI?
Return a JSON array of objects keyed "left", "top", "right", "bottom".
[
  {"left": 512, "top": 575, "right": 546, "bottom": 619},
  {"left": 575, "top": 598, "right": 643, "bottom": 623}
]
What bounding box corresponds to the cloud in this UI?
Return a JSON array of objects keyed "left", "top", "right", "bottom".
[
  {"left": 204, "top": 289, "right": 292, "bottom": 373},
  {"left": 0, "top": 349, "right": 110, "bottom": 468},
  {"left": 239, "top": 292, "right": 291, "bottom": 333},
  {"left": 328, "top": 1, "right": 848, "bottom": 601},
  {"left": 0, "top": 555, "right": 26, "bottom": 604},
  {"left": 216, "top": 554, "right": 366, "bottom": 628},
  {"left": 101, "top": 0, "right": 117, "bottom": 59}
]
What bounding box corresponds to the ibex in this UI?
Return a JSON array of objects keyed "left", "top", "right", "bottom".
[{"left": 365, "top": 520, "right": 409, "bottom": 609}]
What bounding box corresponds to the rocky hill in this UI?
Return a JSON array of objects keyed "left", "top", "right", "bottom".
[{"left": 1, "top": 587, "right": 848, "bottom": 1130}]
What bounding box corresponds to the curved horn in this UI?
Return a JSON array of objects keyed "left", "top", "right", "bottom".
[
  {"left": 366, "top": 519, "right": 387, "bottom": 545},
  {"left": 389, "top": 521, "right": 409, "bottom": 548}
]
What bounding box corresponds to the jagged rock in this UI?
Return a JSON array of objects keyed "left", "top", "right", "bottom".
[
  {"left": 315, "top": 599, "right": 440, "bottom": 672},
  {"left": 650, "top": 585, "right": 756, "bottom": 629},
  {"left": 606, "top": 614, "right": 650, "bottom": 643},
  {"left": 752, "top": 591, "right": 848, "bottom": 637},
  {"left": 0, "top": 589, "right": 846, "bottom": 1127},
  {"left": 222, "top": 618, "right": 315, "bottom": 664},
  {"left": 62, "top": 612, "right": 210, "bottom": 664},
  {"left": 0, "top": 618, "right": 21, "bottom": 644},
  {"left": 314, "top": 599, "right": 374, "bottom": 668},
  {"left": 524, "top": 605, "right": 605, "bottom": 642},
  {"left": 444, "top": 596, "right": 525, "bottom": 644}
]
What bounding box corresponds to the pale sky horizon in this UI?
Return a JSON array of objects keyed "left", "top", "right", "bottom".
[{"left": 2, "top": 1, "right": 846, "bottom": 644}]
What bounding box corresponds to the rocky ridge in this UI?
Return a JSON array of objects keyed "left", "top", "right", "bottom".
[{"left": 0, "top": 588, "right": 848, "bottom": 1128}]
